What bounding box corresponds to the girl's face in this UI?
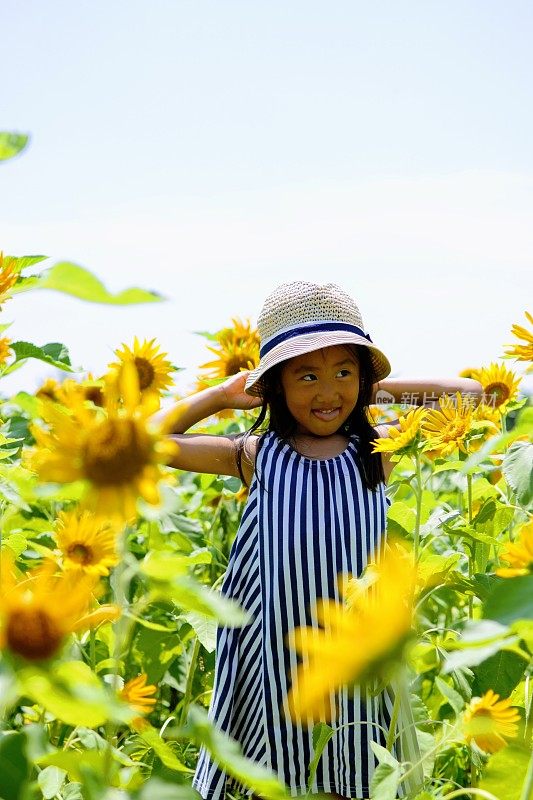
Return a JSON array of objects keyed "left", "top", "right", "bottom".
[{"left": 279, "top": 345, "right": 360, "bottom": 437}]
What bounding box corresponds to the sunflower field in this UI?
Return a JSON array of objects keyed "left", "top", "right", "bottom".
[{"left": 1, "top": 132, "right": 533, "bottom": 800}]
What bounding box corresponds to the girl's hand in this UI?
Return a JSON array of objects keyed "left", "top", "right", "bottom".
[{"left": 218, "top": 371, "right": 263, "bottom": 410}]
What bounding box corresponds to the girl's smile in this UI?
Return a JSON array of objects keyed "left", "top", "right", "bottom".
[{"left": 280, "top": 345, "right": 360, "bottom": 437}]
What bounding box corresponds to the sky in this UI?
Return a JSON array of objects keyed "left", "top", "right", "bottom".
[{"left": 2, "top": 0, "right": 533, "bottom": 399}]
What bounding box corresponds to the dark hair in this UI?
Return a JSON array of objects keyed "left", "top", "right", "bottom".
[{"left": 235, "top": 344, "right": 385, "bottom": 492}]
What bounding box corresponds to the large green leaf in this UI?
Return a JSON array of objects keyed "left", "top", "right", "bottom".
[
  {"left": 503, "top": 440, "right": 533, "bottom": 511},
  {"left": 17, "top": 662, "right": 134, "bottom": 728},
  {"left": 369, "top": 743, "right": 401, "bottom": 800},
  {"left": 0, "top": 132, "right": 29, "bottom": 161},
  {"left": 179, "top": 705, "right": 291, "bottom": 800},
  {"left": 37, "top": 765, "right": 67, "bottom": 800},
  {"left": 480, "top": 742, "right": 531, "bottom": 800},
  {"left": 472, "top": 649, "right": 529, "bottom": 698},
  {"left": 484, "top": 574, "right": 533, "bottom": 625},
  {"left": 30, "top": 261, "right": 165, "bottom": 304},
  {"left": 0, "top": 732, "right": 30, "bottom": 800},
  {"left": 3, "top": 341, "right": 74, "bottom": 375}
]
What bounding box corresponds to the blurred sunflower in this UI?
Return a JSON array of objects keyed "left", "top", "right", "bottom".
[
  {"left": 54, "top": 509, "right": 119, "bottom": 576},
  {"left": 27, "top": 362, "right": 178, "bottom": 521},
  {"left": 282, "top": 540, "right": 417, "bottom": 724},
  {"left": 0, "top": 252, "right": 18, "bottom": 307},
  {"left": 462, "top": 689, "right": 520, "bottom": 753},
  {"left": 371, "top": 407, "right": 428, "bottom": 456},
  {"left": 420, "top": 392, "right": 475, "bottom": 459},
  {"left": 198, "top": 317, "right": 260, "bottom": 381},
  {"left": 109, "top": 337, "right": 175, "bottom": 398},
  {"left": 0, "top": 336, "right": 12, "bottom": 367},
  {"left": 496, "top": 519, "right": 533, "bottom": 578},
  {"left": 504, "top": 311, "right": 533, "bottom": 372},
  {"left": 0, "top": 554, "right": 99, "bottom": 661},
  {"left": 120, "top": 673, "right": 158, "bottom": 715}
]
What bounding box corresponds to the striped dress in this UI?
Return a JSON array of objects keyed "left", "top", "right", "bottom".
[{"left": 192, "top": 430, "right": 418, "bottom": 800}]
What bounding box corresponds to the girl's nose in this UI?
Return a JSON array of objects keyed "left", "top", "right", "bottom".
[{"left": 316, "top": 380, "right": 340, "bottom": 403}]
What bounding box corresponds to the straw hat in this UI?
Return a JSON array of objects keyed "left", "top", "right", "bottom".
[{"left": 244, "top": 281, "right": 391, "bottom": 396}]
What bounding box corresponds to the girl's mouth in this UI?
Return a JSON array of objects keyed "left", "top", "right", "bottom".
[{"left": 312, "top": 407, "right": 341, "bottom": 421}]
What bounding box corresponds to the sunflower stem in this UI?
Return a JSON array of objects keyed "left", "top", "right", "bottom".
[
  {"left": 385, "top": 677, "right": 402, "bottom": 753},
  {"left": 466, "top": 472, "right": 475, "bottom": 621},
  {"left": 179, "top": 636, "right": 201, "bottom": 726},
  {"left": 414, "top": 451, "right": 423, "bottom": 562}
]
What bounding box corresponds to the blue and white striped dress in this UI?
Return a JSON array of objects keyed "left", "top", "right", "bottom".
[{"left": 192, "top": 430, "right": 415, "bottom": 800}]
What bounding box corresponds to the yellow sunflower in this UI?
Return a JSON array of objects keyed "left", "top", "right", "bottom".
[
  {"left": 36, "top": 377, "right": 61, "bottom": 402},
  {"left": 109, "top": 337, "right": 175, "bottom": 397},
  {"left": 462, "top": 689, "right": 520, "bottom": 753},
  {"left": 0, "top": 336, "right": 12, "bottom": 366},
  {"left": 420, "top": 392, "right": 474, "bottom": 459},
  {"left": 0, "top": 252, "right": 19, "bottom": 307},
  {"left": 504, "top": 311, "right": 533, "bottom": 372},
  {"left": 54, "top": 509, "right": 119, "bottom": 576},
  {"left": 198, "top": 316, "right": 260, "bottom": 380},
  {"left": 120, "top": 673, "right": 157, "bottom": 715},
  {"left": 282, "top": 539, "right": 417, "bottom": 724},
  {"left": 473, "top": 362, "right": 521, "bottom": 413},
  {"left": 27, "top": 361, "right": 178, "bottom": 522},
  {"left": 0, "top": 554, "right": 99, "bottom": 661},
  {"left": 371, "top": 407, "right": 428, "bottom": 455},
  {"left": 496, "top": 519, "right": 533, "bottom": 578}
]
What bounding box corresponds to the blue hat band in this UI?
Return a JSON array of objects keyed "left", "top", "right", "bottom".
[{"left": 260, "top": 321, "right": 373, "bottom": 358}]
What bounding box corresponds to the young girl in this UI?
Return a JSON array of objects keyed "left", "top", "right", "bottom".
[{"left": 160, "top": 281, "right": 482, "bottom": 800}]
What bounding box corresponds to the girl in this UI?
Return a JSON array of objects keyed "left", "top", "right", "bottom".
[{"left": 159, "top": 281, "right": 482, "bottom": 800}]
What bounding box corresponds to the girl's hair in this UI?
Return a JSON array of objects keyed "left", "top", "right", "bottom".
[{"left": 235, "top": 344, "right": 385, "bottom": 492}]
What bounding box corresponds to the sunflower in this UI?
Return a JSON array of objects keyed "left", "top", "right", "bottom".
[
  {"left": 462, "top": 689, "right": 520, "bottom": 753},
  {"left": 120, "top": 673, "right": 157, "bottom": 715},
  {"left": 420, "top": 392, "right": 475, "bottom": 459},
  {"left": 27, "top": 361, "right": 178, "bottom": 522},
  {"left": 0, "top": 336, "right": 12, "bottom": 366},
  {"left": 0, "top": 554, "right": 99, "bottom": 661},
  {"left": 198, "top": 317, "right": 260, "bottom": 380},
  {"left": 496, "top": 520, "right": 533, "bottom": 578},
  {"left": 371, "top": 407, "right": 428, "bottom": 456},
  {"left": 0, "top": 252, "right": 18, "bottom": 307},
  {"left": 473, "top": 362, "right": 521, "bottom": 413},
  {"left": 504, "top": 311, "right": 533, "bottom": 372},
  {"left": 109, "top": 337, "right": 175, "bottom": 398},
  {"left": 36, "top": 377, "right": 61, "bottom": 402},
  {"left": 54, "top": 509, "right": 119, "bottom": 576},
  {"left": 282, "top": 540, "right": 417, "bottom": 724}
]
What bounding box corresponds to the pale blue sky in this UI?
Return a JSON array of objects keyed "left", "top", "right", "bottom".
[{"left": 2, "top": 0, "right": 533, "bottom": 396}]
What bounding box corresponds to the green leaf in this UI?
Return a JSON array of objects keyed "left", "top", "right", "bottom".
[
  {"left": 138, "top": 778, "right": 199, "bottom": 800},
  {"left": 472, "top": 649, "right": 529, "bottom": 698},
  {"left": 502, "top": 440, "right": 533, "bottom": 511},
  {"left": 0, "top": 732, "right": 30, "bottom": 800},
  {"left": 480, "top": 742, "right": 531, "bottom": 800},
  {"left": 3, "top": 254, "right": 48, "bottom": 274},
  {"left": 38, "top": 765, "right": 67, "bottom": 799},
  {"left": 0, "top": 132, "right": 29, "bottom": 161},
  {"left": 180, "top": 705, "right": 290, "bottom": 800},
  {"left": 17, "top": 662, "right": 134, "bottom": 728},
  {"left": 434, "top": 676, "right": 465, "bottom": 715},
  {"left": 484, "top": 574, "right": 533, "bottom": 625},
  {"left": 31, "top": 261, "right": 165, "bottom": 304},
  {"left": 307, "top": 722, "right": 335, "bottom": 792},
  {"left": 136, "top": 722, "right": 192, "bottom": 773},
  {"left": 6, "top": 341, "right": 74, "bottom": 374},
  {"left": 386, "top": 501, "right": 416, "bottom": 537},
  {"left": 369, "top": 743, "right": 401, "bottom": 800},
  {"left": 37, "top": 751, "right": 112, "bottom": 785}
]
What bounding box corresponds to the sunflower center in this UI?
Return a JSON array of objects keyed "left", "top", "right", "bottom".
[
  {"left": 66, "top": 542, "right": 93, "bottom": 565},
  {"left": 484, "top": 382, "right": 510, "bottom": 407},
  {"left": 83, "top": 418, "right": 151, "bottom": 486},
  {"left": 224, "top": 355, "right": 250, "bottom": 377},
  {"left": 6, "top": 606, "right": 63, "bottom": 661},
  {"left": 134, "top": 357, "right": 155, "bottom": 390},
  {"left": 443, "top": 419, "right": 469, "bottom": 441},
  {"left": 85, "top": 386, "right": 104, "bottom": 406}
]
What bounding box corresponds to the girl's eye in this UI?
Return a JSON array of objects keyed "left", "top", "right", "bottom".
[
  {"left": 337, "top": 369, "right": 351, "bottom": 377},
  {"left": 301, "top": 374, "right": 317, "bottom": 382}
]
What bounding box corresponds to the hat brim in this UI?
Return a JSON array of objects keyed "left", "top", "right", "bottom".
[{"left": 244, "top": 331, "right": 391, "bottom": 396}]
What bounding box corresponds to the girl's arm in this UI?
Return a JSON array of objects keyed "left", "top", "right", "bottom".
[
  {"left": 151, "top": 372, "right": 262, "bottom": 481},
  {"left": 371, "top": 377, "right": 483, "bottom": 409}
]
